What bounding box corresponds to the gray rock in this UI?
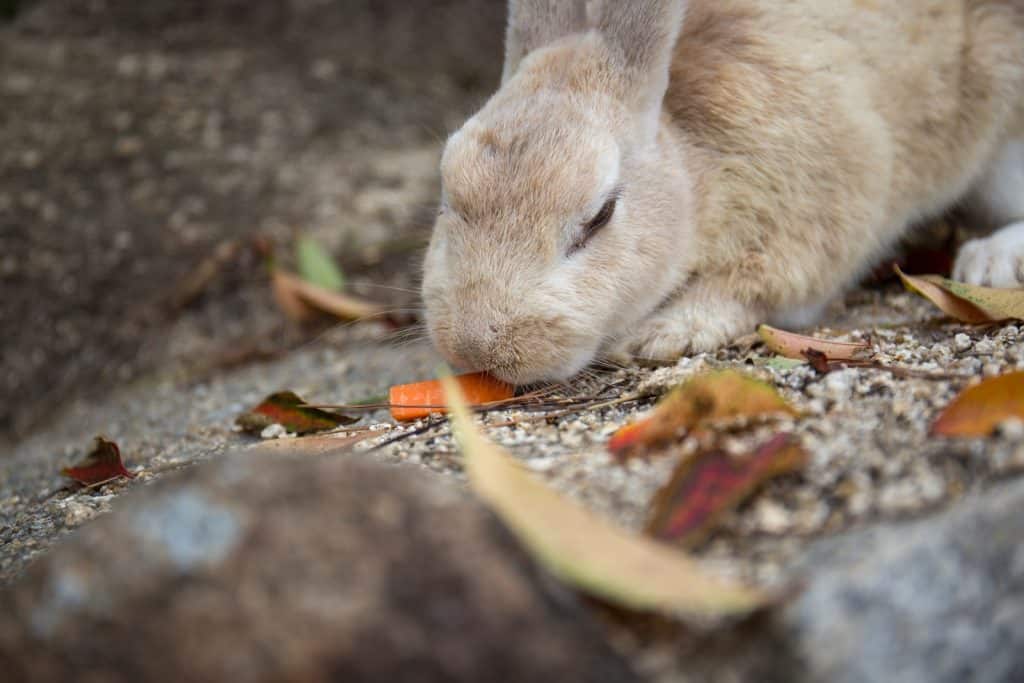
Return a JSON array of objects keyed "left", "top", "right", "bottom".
[
  {"left": 784, "top": 480, "right": 1024, "bottom": 683},
  {"left": 0, "top": 452, "right": 637, "bottom": 683}
]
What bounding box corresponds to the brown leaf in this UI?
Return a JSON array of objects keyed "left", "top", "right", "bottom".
[
  {"left": 61, "top": 437, "right": 135, "bottom": 486},
  {"left": 271, "top": 269, "right": 383, "bottom": 322},
  {"left": 443, "top": 375, "right": 771, "bottom": 618},
  {"left": 932, "top": 371, "right": 1024, "bottom": 437},
  {"left": 236, "top": 391, "right": 359, "bottom": 435},
  {"left": 608, "top": 371, "right": 797, "bottom": 460},
  {"left": 757, "top": 324, "right": 870, "bottom": 361},
  {"left": 646, "top": 434, "right": 808, "bottom": 545},
  {"left": 897, "top": 267, "right": 1024, "bottom": 323}
]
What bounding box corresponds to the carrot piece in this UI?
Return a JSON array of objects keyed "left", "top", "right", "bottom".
[{"left": 389, "top": 372, "right": 514, "bottom": 422}]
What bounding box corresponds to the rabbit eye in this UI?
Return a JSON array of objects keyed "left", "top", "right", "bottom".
[
  {"left": 586, "top": 198, "right": 616, "bottom": 234},
  {"left": 570, "top": 197, "right": 617, "bottom": 254}
]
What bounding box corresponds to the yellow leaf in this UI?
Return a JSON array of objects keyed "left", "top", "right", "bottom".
[
  {"left": 897, "top": 267, "right": 1024, "bottom": 323},
  {"left": 932, "top": 372, "right": 1024, "bottom": 437},
  {"left": 608, "top": 370, "right": 797, "bottom": 459},
  {"left": 442, "top": 374, "right": 770, "bottom": 618}
]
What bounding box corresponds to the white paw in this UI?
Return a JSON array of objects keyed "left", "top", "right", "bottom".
[
  {"left": 953, "top": 222, "right": 1024, "bottom": 288},
  {"left": 609, "top": 295, "right": 757, "bottom": 362}
]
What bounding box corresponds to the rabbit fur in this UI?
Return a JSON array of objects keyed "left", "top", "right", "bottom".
[{"left": 421, "top": 0, "right": 1024, "bottom": 384}]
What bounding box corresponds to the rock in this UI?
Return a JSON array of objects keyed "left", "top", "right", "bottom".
[
  {"left": 783, "top": 479, "right": 1024, "bottom": 682},
  {"left": 0, "top": 453, "right": 637, "bottom": 683}
]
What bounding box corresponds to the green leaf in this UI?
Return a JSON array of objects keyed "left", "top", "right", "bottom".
[{"left": 296, "top": 236, "right": 345, "bottom": 292}]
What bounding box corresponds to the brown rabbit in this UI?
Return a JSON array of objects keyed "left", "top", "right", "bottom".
[{"left": 421, "top": 0, "right": 1024, "bottom": 384}]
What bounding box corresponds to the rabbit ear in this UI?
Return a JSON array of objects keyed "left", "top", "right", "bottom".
[
  {"left": 503, "top": 1, "right": 587, "bottom": 83},
  {"left": 586, "top": 0, "right": 688, "bottom": 141}
]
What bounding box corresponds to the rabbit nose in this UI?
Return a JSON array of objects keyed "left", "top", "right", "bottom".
[{"left": 451, "top": 320, "right": 503, "bottom": 370}]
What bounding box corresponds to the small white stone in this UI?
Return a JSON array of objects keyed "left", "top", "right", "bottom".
[
  {"left": 998, "top": 417, "right": 1024, "bottom": 441},
  {"left": 260, "top": 423, "right": 287, "bottom": 439},
  {"left": 953, "top": 334, "right": 972, "bottom": 352},
  {"left": 975, "top": 339, "right": 997, "bottom": 355},
  {"left": 753, "top": 499, "right": 791, "bottom": 534},
  {"left": 64, "top": 500, "right": 97, "bottom": 527}
]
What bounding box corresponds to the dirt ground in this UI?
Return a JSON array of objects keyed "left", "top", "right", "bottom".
[{"left": 0, "top": 0, "right": 504, "bottom": 443}]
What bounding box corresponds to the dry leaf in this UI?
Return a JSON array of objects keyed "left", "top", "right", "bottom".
[
  {"left": 802, "top": 349, "right": 833, "bottom": 374},
  {"left": 608, "top": 371, "right": 797, "bottom": 460},
  {"left": 236, "top": 391, "right": 359, "bottom": 435},
  {"left": 932, "top": 371, "right": 1024, "bottom": 437},
  {"left": 757, "top": 324, "right": 870, "bottom": 361},
  {"left": 897, "top": 267, "right": 1024, "bottom": 323},
  {"left": 61, "top": 437, "right": 135, "bottom": 486},
  {"left": 647, "top": 434, "right": 808, "bottom": 546},
  {"left": 272, "top": 269, "right": 382, "bottom": 322},
  {"left": 442, "top": 375, "right": 770, "bottom": 618},
  {"left": 246, "top": 431, "right": 376, "bottom": 454}
]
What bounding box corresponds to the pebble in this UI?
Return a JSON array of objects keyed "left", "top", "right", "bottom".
[
  {"left": 974, "top": 339, "right": 997, "bottom": 355},
  {"left": 63, "top": 500, "right": 98, "bottom": 527},
  {"left": 953, "top": 334, "right": 972, "bottom": 352},
  {"left": 259, "top": 424, "right": 288, "bottom": 439},
  {"left": 998, "top": 418, "right": 1024, "bottom": 442},
  {"left": 753, "top": 499, "right": 791, "bottom": 534}
]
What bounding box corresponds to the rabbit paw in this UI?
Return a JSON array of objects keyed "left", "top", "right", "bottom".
[
  {"left": 953, "top": 222, "right": 1024, "bottom": 288},
  {"left": 611, "top": 293, "right": 759, "bottom": 362}
]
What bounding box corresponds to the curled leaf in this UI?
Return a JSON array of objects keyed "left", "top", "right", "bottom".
[
  {"left": 757, "top": 324, "right": 870, "bottom": 362},
  {"left": 272, "top": 269, "right": 382, "bottom": 322},
  {"left": 647, "top": 434, "right": 808, "bottom": 545},
  {"left": 608, "top": 371, "right": 797, "bottom": 460},
  {"left": 442, "top": 374, "right": 770, "bottom": 618},
  {"left": 932, "top": 371, "right": 1024, "bottom": 437},
  {"left": 897, "top": 267, "right": 1024, "bottom": 323},
  {"left": 61, "top": 437, "right": 135, "bottom": 486},
  {"left": 236, "top": 391, "right": 359, "bottom": 435}
]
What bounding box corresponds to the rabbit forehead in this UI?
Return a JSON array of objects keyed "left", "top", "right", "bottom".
[{"left": 441, "top": 94, "right": 620, "bottom": 225}]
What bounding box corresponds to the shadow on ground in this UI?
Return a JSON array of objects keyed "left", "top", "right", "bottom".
[{"left": 1, "top": 0, "right": 504, "bottom": 442}]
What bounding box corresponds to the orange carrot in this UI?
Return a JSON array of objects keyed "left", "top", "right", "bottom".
[{"left": 389, "top": 372, "right": 514, "bottom": 422}]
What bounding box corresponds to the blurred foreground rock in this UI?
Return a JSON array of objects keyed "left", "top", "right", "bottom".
[
  {"left": 783, "top": 478, "right": 1024, "bottom": 683},
  {"left": 0, "top": 453, "right": 637, "bottom": 683}
]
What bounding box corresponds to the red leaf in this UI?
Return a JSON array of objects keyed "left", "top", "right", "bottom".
[
  {"left": 236, "top": 391, "right": 359, "bottom": 435},
  {"left": 803, "top": 349, "right": 832, "bottom": 374},
  {"left": 646, "top": 433, "right": 808, "bottom": 546},
  {"left": 61, "top": 437, "right": 135, "bottom": 486}
]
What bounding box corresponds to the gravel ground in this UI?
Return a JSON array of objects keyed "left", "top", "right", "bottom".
[{"left": 4, "top": 285, "right": 1023, "bottom": 590}]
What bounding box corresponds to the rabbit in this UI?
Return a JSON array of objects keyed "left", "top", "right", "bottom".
[{"left": 421, "top": 0, "right": 1024, "bottom": 385}]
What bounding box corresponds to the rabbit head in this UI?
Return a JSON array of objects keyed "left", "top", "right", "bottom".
[{"left": 422, "top": 0, "right": 698, "bottom": 384}]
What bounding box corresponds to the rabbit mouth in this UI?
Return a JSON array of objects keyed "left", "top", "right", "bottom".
[{"left": 429, "top": 314, "right": 599, "bottom": 386}]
